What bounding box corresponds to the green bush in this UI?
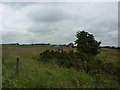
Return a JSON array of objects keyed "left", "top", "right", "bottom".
[{"left": 40, "top": 49, "right": 118, "bottom": 76}]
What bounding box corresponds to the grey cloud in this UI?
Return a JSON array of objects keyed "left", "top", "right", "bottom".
[
  {"left": 26, "top": 5, "right": 71, "bottom": 22},
  {"left": 2, "top": 30, "right": 32, "bottom": 44},
  {"left": 1, "top": 2, "right": 118, "bottom": 46},
  {"left": 28, "top": 25, "right": 56, "bottom": 35},
  {"left": 2, "top": 2, "right": 35, "bottom": 9}
]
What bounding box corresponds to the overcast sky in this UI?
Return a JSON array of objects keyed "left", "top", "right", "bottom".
[{"left": 0, "top": 2, "right": 118, "bottom": 46}]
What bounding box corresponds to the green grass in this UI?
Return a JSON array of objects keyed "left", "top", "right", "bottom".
[
  {"left": 2, "top": 45, "right": 119, "bottom": 88},
  {"left": 96, "top": 48, "right": 119, "bottom": 67}
]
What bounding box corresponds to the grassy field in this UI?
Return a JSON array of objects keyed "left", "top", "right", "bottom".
[
  {"left": 2, "top": 45, "right": 119, "bottom": 88},
  {"left": 96, "top": 48, "right": 119, "bottom": 66}
]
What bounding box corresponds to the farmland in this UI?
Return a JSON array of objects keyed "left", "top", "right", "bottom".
[{"left": 2, "top": 44, "right": 119, "bottom": 88}]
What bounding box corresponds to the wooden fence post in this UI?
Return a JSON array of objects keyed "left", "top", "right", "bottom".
[
  {"left": 16, "top": 58, "right": 19, "bottom": 76},
  {"left": 95, "top": 74, "right": 100, "bottom": 88}
]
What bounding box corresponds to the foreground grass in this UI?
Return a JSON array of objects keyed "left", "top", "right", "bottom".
[
  {"left": 2, "top": 45, "right": 119, "bottom": 88},
  {"left": 3, "top": 60, "right": 95, "bottom": 88}
]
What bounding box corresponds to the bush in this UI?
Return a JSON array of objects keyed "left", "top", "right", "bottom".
[
  {"left": 40, "top": 49, "right": 118, "bottom": 76},
  {"left": 40, "top": 50, "right": 82, "bottom": 68}
]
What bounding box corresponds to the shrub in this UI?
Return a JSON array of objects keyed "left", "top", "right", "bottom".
[{"left": 40, "top": 50, "right": 118, "bottom": 76}]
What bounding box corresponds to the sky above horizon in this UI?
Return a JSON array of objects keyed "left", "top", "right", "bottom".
[{"left": 0, "top": 2, "right": 118, "bottom": 46}]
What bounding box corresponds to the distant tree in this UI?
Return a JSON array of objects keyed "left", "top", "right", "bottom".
[
  {"left": 67, "top": 43, "right": 74, "bottom": 48},
  {"left": 102, "top": 46, "right": 110, "bottom": 48},
  {"left": 75, "top": 30, "right": 101, "bottom": 56}
]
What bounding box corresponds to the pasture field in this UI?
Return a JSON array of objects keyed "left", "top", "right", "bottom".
[{"left": 2, "top": 45, "right": 119, "bottom": 88}]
